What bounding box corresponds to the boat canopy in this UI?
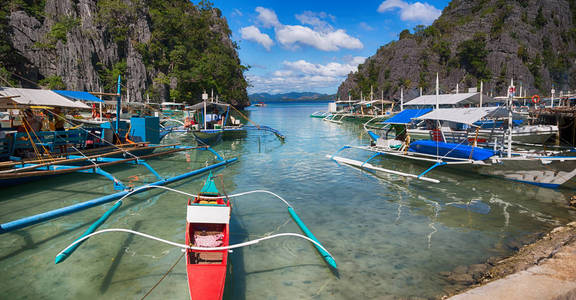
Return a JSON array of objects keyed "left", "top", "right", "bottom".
[
  {"left": 0, "top": 87, "right": 90, "bottom": 109},
  {"left": 414, "top": 107, "right": 509, "bottom": 126},
  {"left": 161, "top": 102, "right": 184, "bottom": 106},
  {"left": 188, "top": 101, "right": 230, "bottom": 110},
  {"left": 53, "top": 90, "right": 104, "bottom": 102},
  {"left": 404, "top": 92, "right": 495, "bottom": 106},
  {"left": 355, "top": 99, "right": 394, "bottom": 106},
  {"left": 382, "top": 108, "right": 432, "bottom": 124}
]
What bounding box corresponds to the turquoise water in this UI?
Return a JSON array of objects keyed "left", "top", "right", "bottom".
[{"left": 1, "top": 103, "right": 575, "bottom": 299}]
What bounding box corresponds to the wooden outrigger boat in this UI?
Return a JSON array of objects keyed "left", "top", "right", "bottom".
[
  {"left": 185, "top": 174, "right": 230, "bottom": 300},
  {"left": 183, "top": 96, "right": 285, "bottom": 145},
  {"left": 52, "top": 180, "right": 338, "bottom": 299},
  {"left": 329, "top": 81, "right": 576, "bottom": 189},
  {"left": 0, "top": 143, "right": 209, "bottom": 188}
]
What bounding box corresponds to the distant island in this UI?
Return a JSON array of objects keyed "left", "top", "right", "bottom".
[{"left": 249, "top": 92, "right": 335, "bottom": 103}]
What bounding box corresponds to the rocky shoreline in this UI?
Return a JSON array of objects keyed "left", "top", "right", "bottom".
[{"left": 442, "top": 221, "right": 576, "bottom": 299}]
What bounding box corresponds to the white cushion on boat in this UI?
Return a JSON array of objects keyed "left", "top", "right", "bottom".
[{"left": 187, "top": 205, "right": 230, "bottom": 224}]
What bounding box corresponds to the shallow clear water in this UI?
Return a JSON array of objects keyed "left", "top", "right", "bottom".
[{"left": 1, "top": 103, "right": 575, "bottom": 299}]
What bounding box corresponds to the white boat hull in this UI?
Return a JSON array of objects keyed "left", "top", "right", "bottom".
[
  {"left": 332, "top": 145, "right": 576, "bottom": 188},
  {"left": 407, "top": 125, "right": 557, "bottom": 144}
]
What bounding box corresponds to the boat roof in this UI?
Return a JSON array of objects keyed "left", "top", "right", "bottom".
[
  {"left": 0, "top": 87, "right": 90, "bottom": 109},
  {"left": 161, "top": 102, "right": 184, "bottom": 106},
  {"left": 404, "top": 92, "right": 495, "bottom": 106},
  {"left": 356, "top": 99, "right": 394, "bottom": 106},
  {"left": 53, "top": 90, "right": 104, "bottom": 102},
  {"left": 103, "top": 100, "right": 148, "bottom": 107},
  {"left": 414, "top": 107, "right": 509, "bottom": 126},
  {"left": 188, "top": 101, "right": 230, "bottom": 110},
  {"left": 334, "top": 100, "right": 359, "bottom": 104},
  {"left": 382, "top": 108, "right": 433, "bottom": 124}
]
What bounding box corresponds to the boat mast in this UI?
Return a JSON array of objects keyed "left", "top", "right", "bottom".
[
  {"left": 99, "top": 87, "right": 103, "bottom": 122},
  {"left": 551, "top": 85, "right": 555, "bottom": 108},
  {"left": 507, "top": 78, "right": 515, "bottom": 158},
  {"left": 435, "top": 73, "right": 439, "bottom": 110},
  {"left": 480, "top": 81, "right": 483, "bottom": 107},
  {"left": 202, "top": 91, "right": 208, "bottom": 130},
  {"left": 400, "top": 87, "right": 404, "bottom": 111},
  {"left": 381, "top": 89, "right": 384, "bottom": 115},
  {"left": 116, "top": 75, "right": 121, "bottom": 135}
]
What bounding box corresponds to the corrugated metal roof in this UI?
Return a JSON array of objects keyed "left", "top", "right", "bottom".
[
  {"left": 188, "top": 101, "right": 230, "bottom": 110},
  {"left": 414, "top": 107, "right": 508, "bottom": 125},
  {"left": 0, "top": 87, "right": 90, "bottom": 109},
  {"left": 404, "top": 92, "right": 495, "bottom": 106}
]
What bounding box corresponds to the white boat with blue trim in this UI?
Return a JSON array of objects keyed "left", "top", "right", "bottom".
[{"left": 330, "top": 103, "right": 576, "bottom": 189}]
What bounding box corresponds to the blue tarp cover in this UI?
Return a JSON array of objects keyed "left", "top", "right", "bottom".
[
  {"left": 53, "top": 90, "right": 104, "bottom": 102},
  {"left": 408, "top": 140, "right": 496, "bottom": 161},
  {"left": 382, "top": 108, "right": 432, "bottom": 124}
]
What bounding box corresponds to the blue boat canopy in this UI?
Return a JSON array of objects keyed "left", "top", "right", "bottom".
[
  {"left": 53, "top": 90, "right": 104, "bottom": 102},
  {"left": 382, "top": 108, "right": 432, "bottom": 124}
]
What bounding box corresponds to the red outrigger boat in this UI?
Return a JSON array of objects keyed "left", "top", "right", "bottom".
[{"left": 185, "top": 174, "right": 231, "bottom": 300}]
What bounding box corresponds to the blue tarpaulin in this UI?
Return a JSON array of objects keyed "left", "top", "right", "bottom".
[
  {"left": 382, "top": 108, "right": 432, "bottom": 124},
  {"left": 53, "top": 90, "right": 104, "bottom": 102},
  {"left": 408, "top": 140, "right": 497, "bottom": 161}
]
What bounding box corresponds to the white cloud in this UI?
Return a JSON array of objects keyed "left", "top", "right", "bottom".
[
  {"left": 247, "top": 74, "right": 342, "bottom": 94},
  {"left": 359, "top": 22, "right": 374, "bottom": 31},
  {"left": 255, "top": 7, "right": 281, "bottom": 28},
  {"left": 240, "top": 26, "right": 274, "bottom": 51},
  {"left": 276, "top": 25, "right": 363, "bottom": 51},
  {"left": 231, "top": 8, "right": 243, "bottom": 17},
  {"left": 295, "top": 11, "right": 335, "bottom": 32},
  {"left": 283, "top": 58, "right": 365, "bottom": 77},
  {"left": 272, "top": 70, "right": 294, "bottom": 77},
  {"left": 377, "top": 0, "right": 441, "bottom": 25},
  {"left": 247, "top": 57, "right": 366, "bottom": 94}
]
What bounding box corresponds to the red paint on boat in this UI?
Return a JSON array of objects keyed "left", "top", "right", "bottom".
[{"left": 185, "top": 191, "right": 230, "bottom": 300}]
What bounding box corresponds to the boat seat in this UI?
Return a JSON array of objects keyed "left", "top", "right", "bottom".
[{"left": 193, "top": 252, "right": 223, "bottom": 264}]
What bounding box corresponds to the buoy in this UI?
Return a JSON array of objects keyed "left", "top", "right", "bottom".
[{"left": 531, "top": 94, "right": 540, "bottom": 104}]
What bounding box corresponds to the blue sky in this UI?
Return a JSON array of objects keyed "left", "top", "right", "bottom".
[{"left": 212, "top": 0, "right": 452, "bottom": 95}]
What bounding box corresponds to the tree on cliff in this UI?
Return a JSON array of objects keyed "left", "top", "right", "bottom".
[{"left": 0, "top": 0, "right": 250, "bottom": 107}]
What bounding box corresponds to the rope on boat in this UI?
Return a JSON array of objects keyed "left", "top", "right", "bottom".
[
  {"left": 114, "top": 184, "right": 294, "bottom": 208},
  {"left": 70, "top": 145, "right": 100, "bottom": 168},
  {"left": 44, "top": 109, "right": 140, "bottom": 160},
  {"left": 140, "top": 252, "right": 184, "bottom": 300},
  {"left": 56, "top": 228, "right": 335, "bottom": 259}
]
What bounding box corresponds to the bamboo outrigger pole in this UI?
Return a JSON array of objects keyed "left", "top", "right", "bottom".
[{"left": 0, "top": 157, "right": 238, "bottom": 234}]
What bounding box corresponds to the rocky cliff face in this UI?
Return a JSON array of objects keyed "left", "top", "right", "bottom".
[
  {"left": 339, "top": 0, "right": 576, "bottom": 101},
  {"left": 1, "top": 0, "right": 249, "bottom": 107}
]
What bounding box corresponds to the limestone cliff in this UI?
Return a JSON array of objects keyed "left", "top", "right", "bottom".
[
  {"left": 339, "top": 0, "right": 576, "bottom": 101},
  {"left": 0, "top": 0, "right": 249, "bottom": 107}
]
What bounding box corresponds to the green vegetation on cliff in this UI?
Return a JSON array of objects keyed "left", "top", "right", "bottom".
[
  {"left": 95, "top": 0, "right": 249, "bottom": 103},
  {"left": 0, "top": 0, "right": 249, "bottom": 106},
  {"left": 339, "top": 0, "right": 576, "bottom": 99}
]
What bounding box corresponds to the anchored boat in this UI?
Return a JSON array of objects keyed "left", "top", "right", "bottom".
[
  {"left": 53, "top": 182, "right": 337, "bottom": 299},
  {"left": 185, "top": 174, "right": 230, "bottom": 300},
  {"left": 184, "top": 94, "right": 285, "bottom": 145},
  {"left": 329, "top": 82, "right": 576, "bottom": 189}
]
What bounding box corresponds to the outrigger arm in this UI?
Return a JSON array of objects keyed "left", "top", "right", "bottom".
[{"left": 417, "top": 161, "right": 447, "bottom": 179}]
